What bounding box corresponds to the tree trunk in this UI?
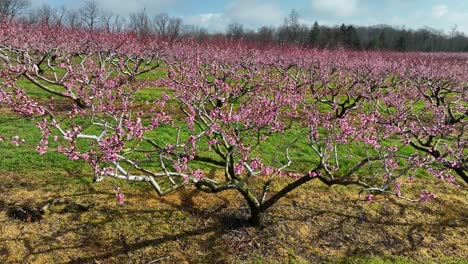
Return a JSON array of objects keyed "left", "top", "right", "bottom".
[{"left": 248, "top": 208, "right": 265, "bottom": 227}]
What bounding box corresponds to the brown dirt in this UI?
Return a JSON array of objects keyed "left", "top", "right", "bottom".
[{"left": 0, "top": 170, "right": 467, "bottom": 263}]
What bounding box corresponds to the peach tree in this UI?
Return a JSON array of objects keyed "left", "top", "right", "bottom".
[{"left": 1, "top": 22, "right": 466, "bottom": 226}]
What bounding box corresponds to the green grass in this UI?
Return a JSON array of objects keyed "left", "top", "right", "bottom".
[
  {"left": 0, "top": 114, "right": 77, "bottom": 171},
  {"left": 0, "top": 98, "right": 440, "bottom": 181},
  {"left": 0, "top": 70, "right": 450, "bottom": 199}
]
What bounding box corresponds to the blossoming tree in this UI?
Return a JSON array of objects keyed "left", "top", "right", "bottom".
[{"left": 0, "top": 22, "right": 466, "bottom": 226}]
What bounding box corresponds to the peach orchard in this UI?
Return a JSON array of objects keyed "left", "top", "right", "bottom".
[{"left": 0, "top": 22, "right": 466, "bottom": 226}]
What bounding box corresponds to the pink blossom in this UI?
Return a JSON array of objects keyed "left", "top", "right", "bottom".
[
  {"left": 182, "top": 174, "right": 190, "bottom": 182},
  {"left": 234, "top": 164, "right": 244, "bottom": 175},
  {"left": 114, "top": 187, "right": 125, "bottom": 204},
  {"left": 250, "top": 158, "right": 263, "bottom": 170},
  {"left": 188, "top": 135, "right": 196, "bottom": 149},
  {"left": 35, "top": 146, "right": 47, "bottom": 155},
  {"left": 365, "top": 194, "right": 374, "bottom": 202},
  {"left": 192, "top": 169, "right": 204, "bottom": 181},
  {"left": 419, "top": 190, "right": 436, "bottom": 202},
  {"left": 261, "top": 166, "right": 274, "bottom": 175},
  {"left": 117, "top": 193, "right": 125, "bottom": 204},
  {"left": 11, "top": 136, "right": 20, "bottom": 146},
  {"left": 289, "top": 173, "right": 302, "bottom": 180},
  {"left": 393, "top": 181, "right": 402, "bottom": 197}
]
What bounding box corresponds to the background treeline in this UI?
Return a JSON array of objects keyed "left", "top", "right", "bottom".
[{"left": 1, "top": 0, "right": 467, "bottom": 52}]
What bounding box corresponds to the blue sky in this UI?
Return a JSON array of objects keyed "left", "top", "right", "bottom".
[{"left": 33, "top": 0, "right": 468, "bottom": 34}]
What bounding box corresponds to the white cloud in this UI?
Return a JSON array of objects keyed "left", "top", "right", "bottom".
[
  {"left": 184, "top": 1, "right": 284, "bottom": 32},
  {"left": 311, "top": 0, "right": 359, "bottom": 17},
  {"left": 184, "top": 13, "right": 227, "bottom": 32},
  {"left": 225, "top": 0, "right": 283, "bottom": 27},
  {"left": 432, "top": 4, "right": 448, "bottom": 18},
  {"left": 36, "top": 0, "right": 181, "bottom": 16},
  {"left": 95, "top": 0, "right": 180, "bottom": 16}
]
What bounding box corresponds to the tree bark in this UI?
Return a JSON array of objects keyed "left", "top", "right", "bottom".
[{"left": 248, "top": 207, "right": 265, "bottom": 227}]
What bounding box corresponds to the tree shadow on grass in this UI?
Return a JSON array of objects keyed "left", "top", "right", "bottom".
[
  {"left": 271, "top": 197, "right": 468, "bottom": 261},
  {"left": 66, "top": 225, "right": 220, "bottom": 264},
  {"left": 0, "top": 185, "right": 251, "bottom": 263},
  {"left": 2, "top": 168, "right": 467, "bottom": 263},
  {"left": 62, "top": 188, "right": 254, "bottom": 263}
]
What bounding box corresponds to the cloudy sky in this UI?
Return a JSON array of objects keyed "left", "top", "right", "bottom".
[{"left": 33, "top": 0, "right": 468, "bottom": 34}]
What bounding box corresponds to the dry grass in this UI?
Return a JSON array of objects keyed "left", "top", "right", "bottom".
[{"left": 0, "top": 170, "right": 467, "bottom": 263}]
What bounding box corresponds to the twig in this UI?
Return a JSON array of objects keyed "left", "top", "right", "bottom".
[{"left": 147, "top": 256, "right": 170, "bottom": 264}]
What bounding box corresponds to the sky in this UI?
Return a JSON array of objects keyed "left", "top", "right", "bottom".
[{"left": 32, "top": 0, "right": 468, "bottom": 34}]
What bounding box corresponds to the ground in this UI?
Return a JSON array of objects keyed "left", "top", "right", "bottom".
[{"left": 0, "top": 169, "right": 466, "bottom": 263}]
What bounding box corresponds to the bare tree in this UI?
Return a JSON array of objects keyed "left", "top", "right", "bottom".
[
  {"left": 153, "top": 13, "right": 169, "bottom": 36},
  {"left": 227, "top": 22, "right": 244, "bottom": 39},
  {"left": 66, "top": 9, "right": 81, "bottom": 29},
  {"left": 100, "top": 10, "right": 114, "bottom": 33},
  {"left": 23, "top": 4, "right": 65, "bottom": 27},
  {"left": 33, "top": 4, "right": 65, "bottom": 27},
  {"left": 129, "top": 9, "right": 151, "bottom": 36},
  {"left": 286, "top": 9, "right": 299, "bottom": 27},
  {"left": 182, "top": 24, "right": 209, "bottom": 40},
  {"left": 152, "top": 13, "right": 183, "bottom": 38},
  {"left": 54, "top": 6, "right": 67, "bottom": 27},
  {"left": 0, "top": 0, "right": 30, "bottom": 22},
  {"left": 101, "top": 11, "right": 126, "bottom": 33},
  {"left": 112, "top": 14, "right": 126, "bottom": 33},
  {"left": 80, "top": 0, "right": 100, "bottom": 30},
  {"left": 167, "top": 17, "right": 182, "bottom": 39},
  {"left": 35, "top": 4, "right": 54, "bottom": 26},
  {"left": 257, "top": 26, "right": 275, "bottom": 43},
  {"left": 281, "top": 9, "right": 300, "bottom": 43}
]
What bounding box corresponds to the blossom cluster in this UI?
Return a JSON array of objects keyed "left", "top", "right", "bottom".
[{"left": 0, "top": 21, "right": 465, "bottom": 209}]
